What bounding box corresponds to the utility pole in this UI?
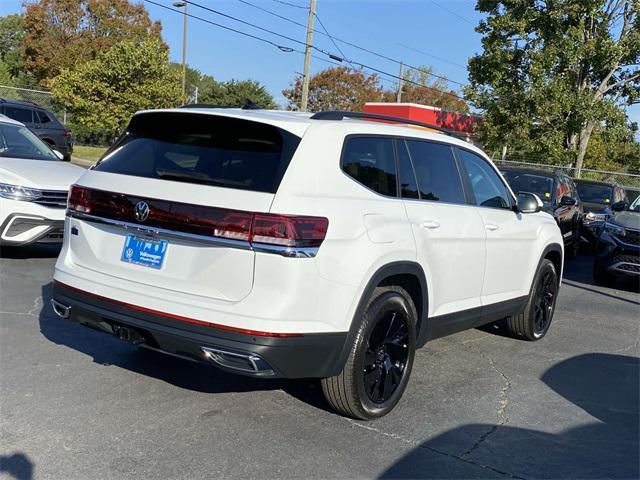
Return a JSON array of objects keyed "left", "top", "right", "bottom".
[
  {"left": 300, "top": 0, "right": 316, "bottom": 112},
  {"left": 396, "top": 61, "right": 404, "bottom": 103},
  {"left": 173, "top": 2, "right": 188, "bottom": 100}
]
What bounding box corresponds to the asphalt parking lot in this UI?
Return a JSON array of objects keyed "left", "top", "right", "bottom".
[{"left": 1, "top": 247, "right": 638, "bottom": 480}]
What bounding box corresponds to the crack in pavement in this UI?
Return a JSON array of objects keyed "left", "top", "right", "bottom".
[
  {"left": 610, "top": 340, "right": 640, "bottom": 355},
  {"left": 345, "top": 419, "right": 525, "bottom": 479},
  {"left": 460, "top": 348, "right": 512, "bottom": 459}
]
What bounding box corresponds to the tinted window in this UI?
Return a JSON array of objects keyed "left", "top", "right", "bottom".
[
  {"left": 396, "top": 140, "right": 419, "bottom": 199},
  {"left": 406, "top": 140, "right": 465, "bottom": 203},
  {"left": 95, "top": 112, "right": 301, "bottom": 194},
  {"left": 575, "top": 182, "right": 612, "bottom": 205},
  {"left": 501, "top": 170, "right": 554, "bottom": 203},
  {"left": 0, "top": 123, "right": 58, "bottom": 160},
  {"left": 4, "top": 106, "right": 33, "bottom": 124},
  {"left": 37, "top": 110, "right": 52, "bottom": 124},
  {"left": 342, "top": 136, "right": 397, "bottom": 196},
  {"left": 458, "top": 149, "right": 511, "bottom": 209}
]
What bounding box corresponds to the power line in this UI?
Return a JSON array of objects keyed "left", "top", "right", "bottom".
[
  {"left": 271, "top": 0, "right": 308, "bottom": 9},
  {"left": 234, "top": 0, "right": 468, "bottom": 87},
  {"left": 149, "top": 0, "right": 467, "bottom": 103},
  {"left": 398, "top": 43, "right": 468, "bottom": 70},
  {"left": 429, "top": 0, "right": 475, "bottom": 25},
  {"left": 314, "top": 13, "right": 356, "bottom": 69},
  {"left": 144, "top": 0, "right": 297, "bottom": 51}
]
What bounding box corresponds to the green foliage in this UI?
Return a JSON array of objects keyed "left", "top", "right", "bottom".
[
  {"left": 169, "top": 63, "right": 216, "bottom": 102},
  {"left": 50, "top": 38, "right": 181, "bottom": 138},
  {"left": 23, "top": 0, "right": 163, "bottom": 86},
  {"left": 0, "top": 60, "right": 14, "bottom": 86},
  {"left": 392, "top": 66, "right": 469, "bottom": 112},
  {"left": 466, "top": 0, "right": 639, "bottom": 174},
  {"left": 0, "top": 14, "right": 24, "bottom": 80},
  {"left": 199, "top": 79, "right": 276, "bottom": 108}
]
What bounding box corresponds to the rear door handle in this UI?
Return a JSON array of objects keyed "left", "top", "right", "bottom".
[
  {"left": 420, "top": 220, "right": 440, "bottom": 230},
  {"left": 485, "top": 223, "right": 499, "bottom": 231}
]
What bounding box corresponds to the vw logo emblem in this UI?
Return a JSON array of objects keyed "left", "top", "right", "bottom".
[{"left": 134, "top": 201, "right": 150, "bottom": 222}]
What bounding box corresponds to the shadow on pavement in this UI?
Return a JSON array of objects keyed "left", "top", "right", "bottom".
[
  {"left": 37, "top": 283, "right": 331, "bottom": 413},
  {"left": 0, "top": 244, "right": 61, "bottom": 259},
  {"left": 379, "top": 353, "right": 639, "bottom": 479},
  {"left": 562, "top": 254, "right": 640, "bottom": 294},
  {"left": 0, "top": 452, "right": 34, "bottom": 480}
]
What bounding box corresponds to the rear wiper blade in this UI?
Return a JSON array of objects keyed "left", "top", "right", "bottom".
[{"left": 155, "top": 168, "right": 226, "bottom": 187}]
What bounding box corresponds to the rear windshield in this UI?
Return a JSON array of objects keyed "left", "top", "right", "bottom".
[
  {"left": 501, "top": 171, "right": 554, "bottom": 203},
  {"left": 575, "top": 182, "right": 612, "bottom": 205},
  {"left": 94, "top": 112, "right": 301, "bottom": 194}
]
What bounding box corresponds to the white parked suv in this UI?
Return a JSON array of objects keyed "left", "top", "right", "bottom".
[
  {"left": 0, "top": 115, "right": 83, "bottom": 246},
  {"left": 52, "top": 108, "right": 563, "bottom": 419}
]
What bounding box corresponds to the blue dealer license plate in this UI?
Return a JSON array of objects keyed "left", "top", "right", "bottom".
[{"left": 120, "top": 235, "right": 168, "bottom": 270}]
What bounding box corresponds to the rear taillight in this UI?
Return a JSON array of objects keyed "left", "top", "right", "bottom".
[
  {"left": 251, "top": 214, "right": 328, "bottom": 248},
  {"left": 67, "top": 184, "right": 91, "bottom": 213},
  {"left": 67, "top": 186, "right": 329, "bottom": 250}
]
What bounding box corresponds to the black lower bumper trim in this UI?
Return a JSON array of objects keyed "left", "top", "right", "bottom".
[{"left": 52, "top": 282, "right": 347, "bottom": 379}]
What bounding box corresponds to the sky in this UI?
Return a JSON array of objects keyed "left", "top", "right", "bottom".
[{"left": 1, "top": 0, "right": 638, "bottom": 131}]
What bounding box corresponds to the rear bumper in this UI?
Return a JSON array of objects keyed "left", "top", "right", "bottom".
[{"left": 52, "top": 281, "right": 347, "bottom": 379}]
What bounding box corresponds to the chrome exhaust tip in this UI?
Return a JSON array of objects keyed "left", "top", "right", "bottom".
[
  {"left": 51, "top": 299, "right": 71, "bottom": 319},
  {"left": 201, "top": 346, "right": 274, "bottom": 376}
]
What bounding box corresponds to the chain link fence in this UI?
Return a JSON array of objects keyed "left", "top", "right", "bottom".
[
  {"left": 0, "top": 84, "right": 68, "bottom": 124},
  {"left": 493, "top": 159, "right": 640, "bottom": 189}
]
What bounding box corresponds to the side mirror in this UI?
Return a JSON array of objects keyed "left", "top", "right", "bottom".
[
  {"left": 517, "top": 192, "right": 543, "bottom": 214},
  {"left": 52, "top": 149, "right": 64, "bottom": 160},
  {"left": 611, "top": 200, "right": 627, "bottom": 212},
  {"left": 560, "top": 196, "right": 577, "bottom": 206}
]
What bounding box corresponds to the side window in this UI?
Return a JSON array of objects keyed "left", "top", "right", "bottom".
[
  {"left": 37, "top": 110, "right": 52, "bottom": 124},
  {"left": 458, "top": 148, "right": 512, "bottom": 209},
  {"left": 396, "top": 140, "right": 419, "bottom": 199},
  {"left": 405, "top": 140, "right": 465, "bottom": 204},
  {"left": 4, "top": 106, "right": 33, "bottom": 124},
  {"left": 342, "top": 136, "right": 397, "bottom": 197}
]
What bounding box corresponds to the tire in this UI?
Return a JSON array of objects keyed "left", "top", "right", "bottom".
[
  {"left": 505, "top": 259, "right": 559, "bottom": 341},
  {"left": 566, "top": 231, "right": 579, "bottom": 260},
  {"left": 321, "top": 286, "right": 417, "bottom": 420}
]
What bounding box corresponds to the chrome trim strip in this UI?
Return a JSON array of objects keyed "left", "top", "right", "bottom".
[
  {"left": 201, "top": 346, "right": 274, "bottom": 376},
  {"left": 68, "top": 210, "right": 319, "bottom": 258}
]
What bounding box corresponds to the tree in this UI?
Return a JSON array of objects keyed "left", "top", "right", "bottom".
[
  {"left": 199, "top": 79, "right": 276, "bottom": 108},
  {"left": 0, "top": 14, "right": 24, "bottom": 80},
  {"left": 466, "top": 0, "right": 639, "bottom": 176},
  {"left": 169, "top": 63, "right": 216, "bottom": 103},
  {"left": 283, "top": 66, "right": 385, "bottom": 112},
  {"left": 23, "top": 0, "right": 163, "bottom": 86},
  {"left": 391, "top": 66, "right": 470, "bottom": 112},
  {"left": 50, "top": 38, "right": 181, "bottom": 139}
]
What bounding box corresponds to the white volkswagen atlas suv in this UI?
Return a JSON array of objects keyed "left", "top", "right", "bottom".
[
  {"left": 0, "top": 115, "right": 83, "bottom": 246},
  {"left": 52, "top": 108, "right": 563, "bottom": 419}
]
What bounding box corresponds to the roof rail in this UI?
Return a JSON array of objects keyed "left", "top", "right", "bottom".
[
  {"left": 0, "top": 98, "right": 40, "bottom": 107},
  {"left": 309, "top": 110, "right": 455, "bottom": 136}
]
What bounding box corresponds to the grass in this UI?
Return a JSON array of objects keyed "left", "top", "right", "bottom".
[{"left": 72, "top": 145, "right": 107, "bottom": 165}]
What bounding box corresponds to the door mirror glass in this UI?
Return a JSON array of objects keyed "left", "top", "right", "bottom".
[
  {"left": 517, "top": 192, "right": 543, "bottom": 213},
  {"left": 52, "top": 149, "right": 64, "bottom": 160},
  {"left": 560, "top": 196, "right": 577, "bottom": 206},
  {"left": 611, "top": 200, "right": 628, "bottom": 212}
]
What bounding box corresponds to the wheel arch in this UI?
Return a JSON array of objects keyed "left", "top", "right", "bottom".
[
  {"left": 326, "top": 261, "right": 428, "bottom": 377},
  {"left": 539, "top": 243, "right": 563, "bottom": 288}
]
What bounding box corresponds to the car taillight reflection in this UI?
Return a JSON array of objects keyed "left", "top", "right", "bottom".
[{"left": 67, "top": 185, "right": 329, "bottom": 249}]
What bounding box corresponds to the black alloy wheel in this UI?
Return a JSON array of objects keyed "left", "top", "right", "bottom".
[
  {"left": 532, "top": 269, "right": 558, "bottom": 338},
  {"left": 362, "top": 310, "right": 410, "bottom": 404}
]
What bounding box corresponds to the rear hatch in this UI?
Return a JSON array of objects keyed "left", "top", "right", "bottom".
[{"left": 67, "top": 111, "right": 304, "bottom": 302}]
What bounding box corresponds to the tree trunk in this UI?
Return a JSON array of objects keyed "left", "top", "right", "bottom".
[{"left": 574, "top": 121, "right": 596, "bottom": 178}]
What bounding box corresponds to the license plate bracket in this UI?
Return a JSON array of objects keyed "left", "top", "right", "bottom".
[{"left": 120, "top": 234, "right": 168, "bottom": 270}]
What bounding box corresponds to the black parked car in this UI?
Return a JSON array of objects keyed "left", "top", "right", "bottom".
[
  {"left": 593, "top": 196, "right": 640, "bottom": 286},
  {"left": 0, "top": 98, "right": 73, "bottom": 161},
  {"left": 574, "top": 179, "right": 628, "bottom": 251},
  {"left": 501, "top": 167, "right": 583, "bottom": 258}
]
